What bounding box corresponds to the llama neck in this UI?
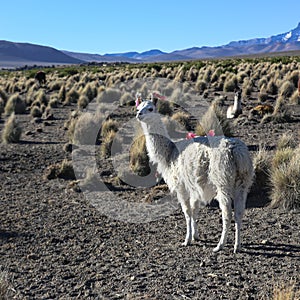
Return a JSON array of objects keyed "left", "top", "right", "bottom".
[
  {"left": 140, "top": 116, "right": 177, "bottom": 170},
  {"left": 233, "top": 95, "right": 241, "bottom": 112}
]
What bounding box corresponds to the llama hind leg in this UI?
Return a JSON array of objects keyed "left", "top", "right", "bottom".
[
  {"left": 213, "top": 198, "right": 232, "bottom": 252},
  {"left": 233, "top": 190, "right": 247, "bottom": 253},
  {"left": 191, "top": 201, "right": 200, "bottom": 242},
  {"left": 181, "top": 206, "right": 192, "bottom": 246}
]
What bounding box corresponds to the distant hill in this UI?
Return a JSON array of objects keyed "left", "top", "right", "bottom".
[
  {"left": 64, "top": 22, "right": 300, "bottom": 63},
  {"left": 1, "top": 22, "right": 300, "bottom": 68},
  {"left": 61, "top": 50, "right": 140, "bottom": 63},
  {"left": 0, "top": 40, "right": 83, "bottom": 68}
]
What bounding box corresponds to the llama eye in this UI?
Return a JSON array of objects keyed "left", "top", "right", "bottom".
[{"left": 149, "top": 108, "right": 153, "bottom": 112}]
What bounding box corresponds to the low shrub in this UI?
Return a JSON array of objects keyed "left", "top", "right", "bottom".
[
  {"left": 269, "top": 147, "right": 300, "bottom": 210},
  {"left": 2, "top": 113, "right": 22, "bottom": 143},
  {"left": 196, "top": 100, "right": 233, "bottom": 137},
  {"left": 171, "top": 111, "right": 192, "bottom": 131},
  {"left": 101, "top": 119, "right": 118, "bottom": 139},
  {"left": 129, "top": 132, "right": 151, "bottom": 176},
  {"left": 100, "top": 130, "right": 116, "bottom": 158},
  {"left": 4, "top": 93, "right": 26, "bottom": 115}
]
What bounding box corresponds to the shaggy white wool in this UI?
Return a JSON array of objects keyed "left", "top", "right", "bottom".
[{"left": 137, "top": 100, "right": 254, "bottom": 253}]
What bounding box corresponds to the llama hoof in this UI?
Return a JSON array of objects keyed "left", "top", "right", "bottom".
[
  {"left": 234, "top": 245, "right": 241, "bottom": 254},
  {"left": 182, "top": 240, "right": 191, "bottom": 246},
  {"left": 192, "top": 236, "right": 200, "bottom": 242},
  {"left": 213, "top": 245, "right": 223, "bottom": 252}
]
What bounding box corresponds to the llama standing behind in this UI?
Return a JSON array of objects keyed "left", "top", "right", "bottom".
[
  {"left": 136, "top": 98, "right": 254, "bottom": 253},
  {"left": 227, "top": 90, "right": 242, "bottom": 119}
]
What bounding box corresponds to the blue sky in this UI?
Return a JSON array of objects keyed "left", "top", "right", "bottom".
[{"left": 1, "top": 0, "right": 300, "bottom": 54}]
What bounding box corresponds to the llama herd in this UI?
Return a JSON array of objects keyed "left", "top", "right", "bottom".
[{"left": 136, "top": 93, "right": 254, "bottom": 253}]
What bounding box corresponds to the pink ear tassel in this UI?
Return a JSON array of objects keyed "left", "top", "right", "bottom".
[
  {"left": 207, "top": 130, "right": 215, "bottom": 137},
  {"left": 152, "top": 92, "right": 166, "bottom": 101},
  {"left": 186, "top": 132, "right": 196, "bottom": 139}
]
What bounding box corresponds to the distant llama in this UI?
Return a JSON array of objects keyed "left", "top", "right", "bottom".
[
  {"left": 227, "top": 90, "right": 242, "bottom": 119},
  {"left": 251, "top": 104, "right": 274, "bottom": 117},
  {"left": 35, "top": 71, "right": 46, "bottom": 85},
  {"left": 136, "top": 95, "right": 254, "bottom": 253}
]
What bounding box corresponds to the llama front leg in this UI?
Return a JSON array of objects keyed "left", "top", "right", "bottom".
[
  {"left": 182, "top": 208, "right": 192, "bottom": 246},
  {"left": 213, "top": 201, "right": 232, "bottom": 252}
]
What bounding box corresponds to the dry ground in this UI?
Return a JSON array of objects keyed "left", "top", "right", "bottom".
[{"left": 0, "top": 86, "right": 300, "bottom": 300}]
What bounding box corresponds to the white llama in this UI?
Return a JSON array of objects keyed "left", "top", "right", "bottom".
[
  {"left": 136, "top": 98, "right": 253, "bottom": 253},
  {"left": 227, "top": 90, "right": 242, "bottom": 119}
]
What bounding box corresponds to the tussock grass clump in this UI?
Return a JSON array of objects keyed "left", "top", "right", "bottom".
[
  {"left": 286, "top": 70, "right": 299, "bottom": 88},
  {"left": 4, "top": 93, "right": 26, "bottom": 115},
  {"left": 30, "top": 105, "right": 42, "bottom": 118},
  {"left": 129, "top": 131, "right": 151, "bottom": 176},
  {"left": 195, "top": 80, "right": 207, "bottom": 93},
  {"left": 252, "top": 147, "right": 272, "bottom": 204},
  {"left": 223, "top": 75, "right": 238, "bottom": 92},
  {"left": 45, "top": 159, "right": 76, "bottom": 180},
  {"left": 271, "top": 147, "right": 294, "bottom": 169},
  {"left": 195, "top": 100, "right": 233, "bottom": 137},
  {"left": 77, "top": 94, "right": 89, "bottom": 109},
  {"left": 58, "top": 85, "right": 66, "bottom": 103},
  {"left": 156, "top": 99, "right": 172, "bottom": 115},
  {"left": 100, "top": 130, "right": 116, "bottom": 158},
  {"left": 171, "top": 111, "right": 192, "bottom": 131},
  {"left": 2, "top": 113, "right": 22, "bottom": 144},
  {"left": 71, "top": 112, "right": 103, "bottom": 145},
  {"left": 276, "top": 133, "right": 298, "bottom": 150},
  {"left": 0, "top": 87, "right": 8, "bottom": 104},
  {"left": 48, "top": 97, "right": 59, "bottom": 108},
  {"left": 82, "top": 83, "right": 97, "bottom": 101},
  {"left": 48, "top": 80, "right": 63, "bottom": 91},
  {"left": 273, "top": 282, "right": 300, "bottom": 300},
  {"left": 290, "top": 90, "right": 300, "bottom": 104},
  {"left": 269, "top": 147, "right": 300, "bottom": 210},
  {"left": 0, "top": 98, "right": 5, "bottom": 117},
  {"left": 279, "top": 80, "right": 295, "bottom": 98},
  {"left": 35, "top": 90, "right": 48, "bottom": 106},
  {"left": 97, "top": 88, "right": 121, "bottom": 104},
  {"left": 120, "top": 92, "right": 135, "bottom": 106},
  {"left": 264, "top": 96, "right": 292, "bottom": 123},
  {"left": 58, "top": 159, "right": 76, "bottom": 180},
  {"left": 258, "top": 92, "right": 268, "bottom": 102},
  {"left": 64, "top": 88, "right": 79, "bottom": 105},
  {"left": 101, "top": 119, "right": 118, "bottom": 139},
  {"left": 266, "top": 79, "right": 278, "bottom": 95}
]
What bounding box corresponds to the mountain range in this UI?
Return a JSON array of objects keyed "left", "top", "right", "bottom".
[{"left": 1, "top": 22, "right": 300, "bottom": 68}]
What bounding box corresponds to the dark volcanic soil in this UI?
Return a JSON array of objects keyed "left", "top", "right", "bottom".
[{"left": 0, "top": 98, "right": 300, "bottom": 300}]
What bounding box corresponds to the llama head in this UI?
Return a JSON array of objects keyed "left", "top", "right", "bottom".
[
  {"left": 234, "top": 90, "right": 242, "bottom": 101},
  {"left": 136, "top": 100, "right": 157, "bottom": 122}
]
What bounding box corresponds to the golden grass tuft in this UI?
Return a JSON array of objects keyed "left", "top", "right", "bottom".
[
  {"left": 195, "top": 100, "right": 233, "bottom": 137},
  {"left": 276, "top": 133, "right": 298, "bottom": 150},
  {"left": 2, "top": 113, "right": 22, "bottom": 144},
  {"left": 171, "top": 111, "right": 192, "bottom": 131},
  {"left": 273, "top": 282, "right": 300, "bottom": 300},
  {"left": 129, "top": 130, "right": 151, "bottom": 176},
  {"left": 100, "top": 130, "right": 116, "bottom": 158},
  {"left": 279, "top": 80, "right": 295, "bottom": 98},
  {"left": 269, "top": 147, "right": 300, "bottom": 210},
  {"left": 4, "top": 93, "right": 26, "bottom": 115},
  {"left": 71, "top": 112, "right": 103, "bottom": 145},
  {"left": 101, "top": 119, "right": 118, "bottom": 139}
]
